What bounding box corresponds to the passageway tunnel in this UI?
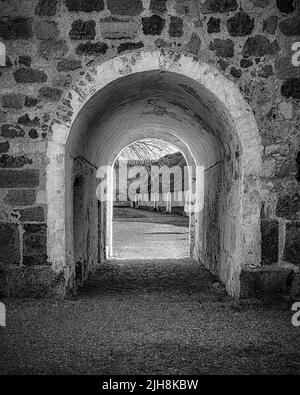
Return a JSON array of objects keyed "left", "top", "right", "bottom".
[
  {"left": 68, "top": 70, "right": 244, "bottom": 294},
  {"left": 47, "top": 53, "right": 262, "bottom": 298}
]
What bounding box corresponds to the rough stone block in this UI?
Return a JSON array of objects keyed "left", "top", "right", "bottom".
[
  {"left": 217, "top": 59, "right": 229, "bottom": 71},
  {"left": 185, "top": 33, "right": 201, "bottom": 55},
  {"left": 281, "top": 78, "right": 300, "bottom": 100},
  {"left": 23, "top": 224, "right": 47, "bottom": 266},
  {"left": 57, "top": 59, "right": 82, "bottom": 72},
  {"left": 142, "top": 15, "right": 166, "bottom": 35},
  {"left": 275, "top": 57, "right": 300, "bottom": 80},
  {"left": 13, "top": 67, "right": 47, "bottom": 84},
  {"left": 0, "top": 141, "right": 9, "bottom": 153},
  {"left": 276, "top": 193, "right": 300, "bottom": 220},
  {"left": 29, "top": 129, "right": 39, "bottom": 139},
  {"left": 209, "top": 39, "right": 234, "bottom": 58},
  {"left": 35, "top": 0, "right": 58, "bottom": 16},
  {"left": 18, "top": 207, "right": 45, "bottom": 223},
  {"left": 117, "top": 41, "right": 144, "bottom": 53},
  {"left": 38, "top": 87, "right": 63, "bottom": 102},
  {"left": 0, "top": 110, "right": 6, "bottom": 124},
  {"left": 69, "top": 20, "right": 96, "bottom": 40},
  {"left": 4, "top": 190, "right": 36, "bottom": 207},
  {"left": 65, "top": 0, "right": 105, "bottom": 12},
  {"left": 278, "top": 17, "right": 300, "bottom": 36},
  {"left": 263, "top": 16, "right": 278, "bottom": 34},
  {"left": 284, "top": 223, "right": 300, "bottom": 265},
  {"left": 100, "top": 17, "right": 139, "bottom": 40},
  {"left": 25, "top": 97, "right": 39, "bottom": 108},
  {"left": 240, "top": 58, "right": 253, "bottom": 68},
  {"left": 34, "top": 21, "right": 59, "bottom": 40},
  {"left": 277, "top": 0, "right": 295, "bottom": 13},
  {"left": 201, "top": 0, "right": 238, "bottom": 14},
  {"left": 150, "top": 0, "right": 167, "bottom": 14},
  {"left": 0, "top": 155, "right": 33, "bottom": 169},
  {"left": 0, "top": 170, "right": 39, "bottom": 188},
  {"left": 261, "top": 219, "right": 279, "bottom": 265},
  {"left": 0, "top": 223, "right": 20, "bottom": 270},
  {"left": 169, "top": 16, "right": 184, "bottom": 37},
  {"left": 1, "top": 124, "right": 25, "bottom": 138},
  {"left": 240, "top": 265, "right": 294, "bottom": 299},
  {"left": 107, "top": 0, "right": 143, "bottom": 16},
  {"left": 17, "top": 114, "right": 40, "bottom": 127},
  {"left": 0, "top": 18, "right": 32, "bottom": 39},
  {"left": 1, "top": 93, "right": 24, "bottom": 110},
  {"left": 227, "top": 12, "right": 254, "bottom": 37},
  {"left": 230, "top": 67, "right": 242, "bottom": 78},
  {"left": 207, "top": 17, "right": 220, "bottom": 33},
  {"left": 19, "top": 55, "right": 32, "bottom": 67},
  {"left": 258, "top": 64, "right": 273, "bottom": 78},
  {"left": 7, "top": 266, "right": 65, "bottom": 298},
  {"left": 242, "top": 36, "right": 280, "bottom": 57},
  {"left": 76, "top": 41, "right": 108, "bottom": 56}
]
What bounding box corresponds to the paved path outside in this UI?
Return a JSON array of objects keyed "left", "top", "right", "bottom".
[
  {"left": 0, "top": 259, "right": 299, "bottom": 375},
  {"left": 113, "top": 208, "right": 189, "bottom": 259}
]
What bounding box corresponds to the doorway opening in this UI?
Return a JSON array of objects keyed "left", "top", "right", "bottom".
[
  {"left": 112, "top": 138, "right": 191, "bottom": 260},
  {"left": 47, "top": 51, "right": 262, "bottom": 297}
]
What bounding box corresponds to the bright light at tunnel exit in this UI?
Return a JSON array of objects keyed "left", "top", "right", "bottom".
[{"left": 95, "top": 163, "right": 205, "bottom": 214}]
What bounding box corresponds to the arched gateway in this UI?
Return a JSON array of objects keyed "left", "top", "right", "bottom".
[{"left": 46, "top": 50, "right": 263, "bottom": 298}]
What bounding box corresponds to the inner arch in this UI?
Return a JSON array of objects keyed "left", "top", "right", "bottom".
[{"left": 67, "top": 70, "right": 234, "bottom": 168}]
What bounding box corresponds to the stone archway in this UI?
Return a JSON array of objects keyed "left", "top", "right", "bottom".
[{"left": 46, "top": 50, "right": 263, "bottom": 298}]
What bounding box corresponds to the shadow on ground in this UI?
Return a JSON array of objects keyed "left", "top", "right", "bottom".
[{"left": 0, "top": 259, "right": 299, "bottom": 375}]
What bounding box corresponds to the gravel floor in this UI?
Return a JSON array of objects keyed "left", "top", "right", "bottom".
[
  {"left": 113, "top": 208, "right": 190, "bottom": 259},
  {"left": 113, "top": 222, "right": 189, "bottom": 259},
  {"left": 0, "top": 259, "right": 299, "bottom": 375}
]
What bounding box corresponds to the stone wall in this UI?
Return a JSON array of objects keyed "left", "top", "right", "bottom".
[{"left": 0, "top": 0, "right": 299, "bottom": 298}]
